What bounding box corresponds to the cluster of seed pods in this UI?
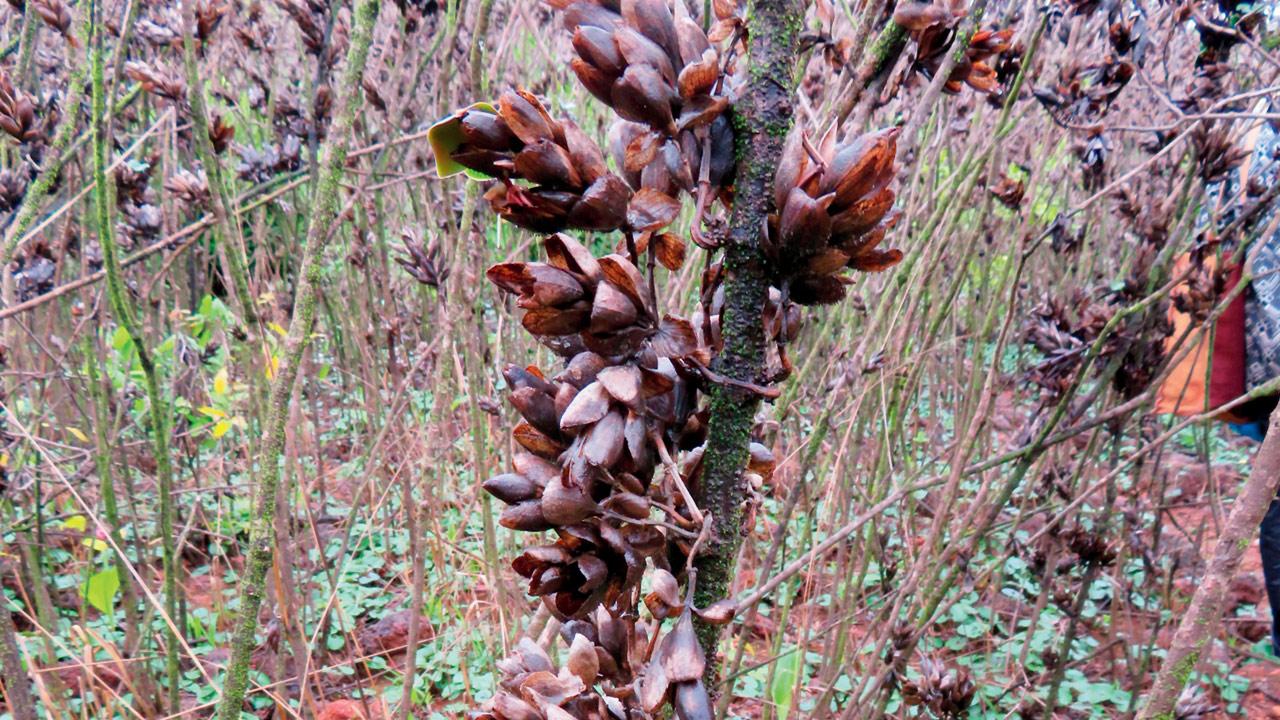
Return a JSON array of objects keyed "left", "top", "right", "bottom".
[
  {"left": 893, "top": 0, "right": 1014, "bottom": 94},
  {"left": 0, "top": 73, "right": 39, "bottom": 145},
  {"left": 429, "top": 93, "right": 635, "bottom": 233},
  {"left": 440, "top": 2, "right": 907, "bottom": 719},
  {"left": 474, "top": 228, "right": 740, "bottom": 719},
  {"left": 473, "top": 589, "right": 716, "bottom": 720},
  {"left": 766, "top": 124, "right": 905, "bottom": 307},
  {"left": 559, "top": 0, "right": 737, "bottom": 201}
]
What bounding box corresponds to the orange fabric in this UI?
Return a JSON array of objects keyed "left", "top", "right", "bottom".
[{"left": 1155, "top": 254, "right": 1247, "bottom": 419}]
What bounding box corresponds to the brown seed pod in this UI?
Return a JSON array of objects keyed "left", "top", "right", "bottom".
[
  {"left": 431, "top": 97, "right": 636, "bottom": 233},
  {"left": 766, "top": 124, "right": 905, "bottom": 306},
  {"left": 0, "top": 74, "right": 39, "bottom": 144}
]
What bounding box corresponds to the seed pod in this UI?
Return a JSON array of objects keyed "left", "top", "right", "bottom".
[
  {"left": 822, "top": 127, "right": 898, "bottom": 210},
  {"left": 556, "top": 351, "right": 609, "bottom": 389},
  {"left": 615, "top": 26, "right": 677, "bottom": 84},
  {"left": 500, "top": 501, "right": 553, "bottom": 532},
  {"left": 611, "top": 64, "right": 677, "bottom": 131},
  {"left": 831, "top": 186, "right": 896, "bottom": 237},
  {"left": 779, "top": 187, "right": 834, "bottom": 253},
  {"left": 513, "top": 452, "right": 560, "bottom": 487},
  {"left": 545, "top": 233, "right": 604, "bottom": 283},
  {"left": 522, "top": 303, "right": 592, "bottom": 336},
  {"left": 483, "top": 473, "right": 541, "bottom": 505},
  {"left": 790, "top": 273, "right": 847, "bottom": 305},
  {"left": 658, "top": 606, "right": 705, "bottom": 682},
  {"left": 603, "top": 491, "right": 650, "bottom": 519},
  {"left": 542, "top": 474, "right": 597, "bottom": 525},
  {"left": 598, "top": 254, "right": 654, "bottom": 318},
  {"left": 509, "top": 387, "right": 559, "bottom": 437},
  {"left": 493, "top": 693, "right": 542, "bottom": 720},
  {"left": 583, "top": 409, "right": 627, "bottom": 466},
  {"left": 569, "top": 174, "right": 633, "bottom": 230},
  {"left": 573, "top": 25, "right": 625, "bottom": 75},
  {"left": 515, "top": 140, "right": 583, "bottom": 188},
  {"left": 560, "top": 381, "right": 611, "bottom": 429},
  {"left": 597, "top": 364, "right": 643, "bottom": 408},
  {"left": 590, "top": 281, "right": 640, "bottom": 334},
  {"left": 566, "top": 634, "right": 600, "bottom": 684},
  {"left": 674, "top": 679, "right": 713, "bottom": 720},
  {"left": 627, "top": 187, "right": 681, "bottom": 232},
  {"left": 644, "top": 568, "right": 682, "bottom": 618},
  {"left": 694, "top": 598, "right": 738, "bottom": 625},
  {"left": 513, "top": 421, "right": 567, "bottom": 459},
  {"left": 499, "top": 89, "right": 558, "bottom": 144},
  {"left": 460, "top": 110, "right": 517, "bottom": 150},
  {"left": 622, "top": 0, "right": 680, "bottom": 67}
]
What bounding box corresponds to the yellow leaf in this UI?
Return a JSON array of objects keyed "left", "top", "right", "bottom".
[
  {"left": 63, "top": 515, "right": 87, "bottom": 532},
  {"left": 265, "top": 354, "right": 279, "bottom": 380},
  {"left": 82, "top": 538, "right": 108, "bottom": 552},
  {"left": 66, "top": 427, "right": 89, "bottom": 443},
  {"left": 212, "top": 420, "right": 233, "bottom": 439},
  {"left": 268, "top": 322, "right": 288, "bottom": 337},
  {"left": 213, "top": 367, "right": 229, "bottom": 395},
  {"left": 198, "top": 406, "right": 226, "bottom": 419}
]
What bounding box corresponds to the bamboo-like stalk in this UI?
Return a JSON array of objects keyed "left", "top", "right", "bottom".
[
  {"left": 12, "top": 1, "right": 39, "bottom": 89},
  {"left": 212, "top": 2, "right": 381, "bottom": 717},
  {"left": 87, "top": 3, "right": 183, "bottom": 710},
  {"left": 81, "top": 334, "right": 156, "bottom": 712},
  {"left": 178, "top": 0, "right": 260, "bottom": 330},
  {"left": 1, "top": 13, "right": 89, "bottom": 268}
]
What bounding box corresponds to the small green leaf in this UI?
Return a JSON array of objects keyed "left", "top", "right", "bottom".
[
  {"left": 111, "top": 326, "right": 131, "bottom": 351},
  {"left": 769, "top": 648, "right": 802, "bottom": 720},
  {"left": 81, "top": 566, "right": 120, "bottom": 615}
]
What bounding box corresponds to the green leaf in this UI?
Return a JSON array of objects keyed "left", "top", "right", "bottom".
[
  {"left": 770, "top": 648, "right": 802, "bottom": 720},
  {"left": 62, "top": 515, "right": 87, "bottom": 532},
  {"left": 427, "top": 102, "right": 497, "bottom": 180},
  {"left": 111, "top": 326, "right": 132, "bottom": 351},
  {"left": 81, "top": 566, "right": 120, "bottom": 615}
]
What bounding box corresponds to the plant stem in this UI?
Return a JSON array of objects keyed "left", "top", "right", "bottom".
[
  {"left": 88, "top": 3, "right": 182, "bottom": 710},
  {"left": 179, "top": 0, "right": 261, "bottom": 330},
  {"left": 1136, "top": 399, "right": 1280, "bottom": 719},
  {"left": 82, "top": 334, "right": 155, "bottom": 710},
  {"left": 212, "top": 2, "right": 380, "bottom": 717},
  {"left": 0, "top": 561, "right": 36, "bottom": 720},
  {"left": 691, "top": 0, "right": 802, "bottom": 679}
]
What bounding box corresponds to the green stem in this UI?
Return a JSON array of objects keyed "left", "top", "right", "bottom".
[
  {"left": 212, "top": 2, "right": 380, "bottom": 717},
  {"left": 88, "top": 3, "right": 181, "bottom": 710},
  {"left": 1, "top": 30, "right": 89, "bottom": 267},
  {"left": 180, "top": 0, "right": 260, "bottom": 330}
]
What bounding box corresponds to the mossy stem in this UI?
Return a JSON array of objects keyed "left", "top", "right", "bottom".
[
  {"left": 87, "top": 2, "right": 182, "bottom": 710},
  {"left": 692, "top": 0, "right": 803, "bottom": 685},
  {"left": 212, "top": 2, "right": 380, "bottom": 717}
]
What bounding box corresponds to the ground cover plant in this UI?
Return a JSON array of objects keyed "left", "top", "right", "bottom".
[{"left": 1, "top": 0, "right": 1279, "bottom": 718}]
